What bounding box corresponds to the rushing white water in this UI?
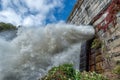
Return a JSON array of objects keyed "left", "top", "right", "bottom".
[
  {"left": 0, "top": 30, "right": 16, "bottom": 41},
  {"left": 0, "top": 22, "right": 95, "bottom": 80}
]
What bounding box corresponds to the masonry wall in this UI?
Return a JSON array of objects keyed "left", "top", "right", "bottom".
[
  {"left": 67, "top": 0, "right": 111, "bottom": 25},
  {"left": 92, "top": 13, "right": 120, "bottom": 72},
  {"left": 67, "top": 0, "right": 120, "bottom": 73}
]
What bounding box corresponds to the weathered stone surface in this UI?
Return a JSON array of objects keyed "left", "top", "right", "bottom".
[
  {"left": 67, "top": 0, "right": 111, "bottom": 25},
  {"left": 67, "top": 0, "right": 120, "bottom": 74}
]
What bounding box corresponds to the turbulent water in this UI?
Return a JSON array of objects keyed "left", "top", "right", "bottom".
[
  {"left": 0, "top": 30, "right": 16, "bottom": 41},
  {"left": 0, "top": 23, "right": 95, "bottom": 80}
]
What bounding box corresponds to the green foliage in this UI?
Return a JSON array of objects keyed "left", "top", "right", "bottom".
[
  {"left": 0, "top": 22, "right": 16, "bottom": 31},
  {"left": 116, "top": 60, "right": 120, "bottom": 65},
  {"left": 113, "top": 65, "right": 120, "bottom": 75},
  {"left": 41, "top": 64, "right": 75, "bottom": 80},
  {"left": 91, "top": 38, "right": 102, "bottom": 49},
  {"left": 81, "top": 71, "right": 108, "bottom": 80},
  {"left": 41, "top": 64, "right": 108, "bottom": 80}
]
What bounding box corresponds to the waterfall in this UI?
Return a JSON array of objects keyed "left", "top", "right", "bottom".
[{"left": 0, "top": 22, "right": 95, "bottom": 80}]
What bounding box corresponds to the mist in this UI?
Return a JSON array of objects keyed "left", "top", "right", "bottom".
[{"left": 0, "top": 22, "right": 95, "bottom": 80}]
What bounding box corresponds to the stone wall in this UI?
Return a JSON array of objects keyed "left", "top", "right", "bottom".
[
  {"left": 67, "top": 0, "right": 120, "bottom": 73},
  {"left": 89, "top": 1, "right": 120, "bottom": 72},
  {"left": 96, "top": 16, "right": 120, "bottom": 71},
  {"left": 67, "top": 0, "right": 111, "bottom": 25}
]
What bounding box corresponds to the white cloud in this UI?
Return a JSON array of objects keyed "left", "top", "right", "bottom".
[
  {"left": 0, "top": 0, "right": 64, "bottom": 27},
  {"left": 0, "top": 8, "right": 22, "bottom": 26},
  {"left": 23, "top": 16, "right": 34, "bottom": 27}
]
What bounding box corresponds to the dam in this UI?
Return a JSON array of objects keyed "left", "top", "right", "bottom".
[
  {"left": 67, "top": 0, "right": 120, "bottom": 73},
  {"left": 0, "top": 0, "right": 120, "bottom": 80}
]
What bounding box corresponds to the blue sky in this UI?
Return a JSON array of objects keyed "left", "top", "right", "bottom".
[{"left": 0, "top": 0, "right": 76, "bottom": 27}]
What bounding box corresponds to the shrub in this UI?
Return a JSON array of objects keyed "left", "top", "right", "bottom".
[{"left": 41, "top": 64, "right": 108, "bottom": 80}]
